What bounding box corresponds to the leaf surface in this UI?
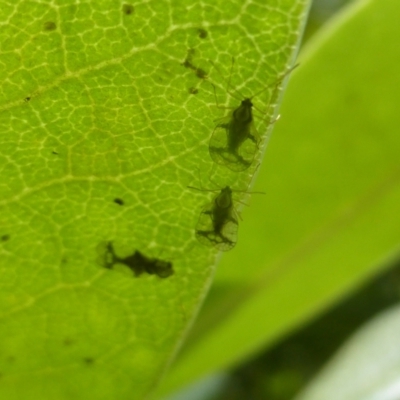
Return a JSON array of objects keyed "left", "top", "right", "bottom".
[{"left": 0, "top": 1, "right": 306, "bottom": 399}]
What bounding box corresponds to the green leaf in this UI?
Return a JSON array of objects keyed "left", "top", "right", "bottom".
[
  {"left": 0, "top": 1, "right": 307, "bottom": 399},
  {"left": 294, "top": 305, "right": 400, "bottom": 400},
  {"left": 157, "top": 0, "right": 400, "bottom": 395}
]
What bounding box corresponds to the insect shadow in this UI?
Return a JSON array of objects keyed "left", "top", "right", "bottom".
[
  {"left": 208, "top": 58, "right": 298, "bottom": 172},
  {"left": 98, "top": 242, "right": 174, "bottom": 279},
  {"left": 188, "top": 179, "right": 264, "bottom": 252}
]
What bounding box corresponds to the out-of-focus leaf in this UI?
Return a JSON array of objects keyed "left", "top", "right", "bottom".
[{"left": 294, "top": 304, "right": 400, "bottom": 400}]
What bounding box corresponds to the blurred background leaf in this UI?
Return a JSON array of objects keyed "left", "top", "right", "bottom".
[{"left": 294, "top": 304, "right": 400, "bottom": 400}]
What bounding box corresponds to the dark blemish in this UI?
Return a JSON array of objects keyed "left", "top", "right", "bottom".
[
  {"left": 83, "top": 357, "right": 95, "bottom": 365},
  {"left": 181, "top": 49, "right": 195, "bottom": 70},
  {"left": 44, "top": 21, "right": 57, "bottom": 31},
  {"left": 188, "top": 87, "right": 199, "bottom": 95},
  {"left": 1, "top": 235, "right": 10, "bottom": 242},
  {"left": 63, "top": 338, "right": 74, "bottom": 346},
  {"left": 24, "top": 97, "right": 31, "bottom": 102},
  {"left": 181, "top": 49, "right": 208, "bottom": 80},
  {"left": 52, "top": 151, "right": 59, "bottom": 155},
  {"left": 198, "top": 28, "right": 208, "bottom": 39},
  {"left": 195, "top": 68, "right": 207, "bottom": 79},
  {"left": 122, "top": 4, "right": 134, "bottom": 15},
  {"left": 102, "top": 242, "right": 174, "bottom": 278},
  {"left": 114, "top": 198, "right": 124, "bottom": 206}
]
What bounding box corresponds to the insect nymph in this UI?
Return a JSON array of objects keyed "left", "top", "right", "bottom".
[
  {"left": 188, "top": 182, "right": 264, "bottom": 251},
  {"left": 189, "top": 186, "right": 238, "bottom": 251},
  {"left": 209, "top": 59, "right": 297, "bottom": 172},
  {"left": 209, "top": 96, "right": 258, "bottom": 172}
]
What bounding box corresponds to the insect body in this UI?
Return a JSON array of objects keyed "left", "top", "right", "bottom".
[
  {"left": 209, "top": 60, "right": 298, "bottom": 172},
  {"left": 190, "top": 186, "right": 238, "bottom": 251},
  {"left": 209, "top": 97, "right": 258, "bottom": 172},
  {"left": 102, "top": 242, "right": 174, "bottom": 278}
]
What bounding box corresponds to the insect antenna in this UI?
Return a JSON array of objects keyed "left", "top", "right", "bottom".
[
  {"left": 188, "top": 165, "right": 222, "bottom": 193},
  {"left": 187, "top": 185, "right": 219, "bottom": 193},
  {"left": 209, "top": 57, "right": 299, "bottom": 128},
  {"left": 251, "top": 63, "right": 300, "bottom": 121},
  {"left": 210, "top": 82, "right": 234, "bottom": 111},
  {"left": 253, "top": 63, "right": 299, "bottom": 100},
  {"left": 209, "top": 57, "right": 247, "bottom": 103}
]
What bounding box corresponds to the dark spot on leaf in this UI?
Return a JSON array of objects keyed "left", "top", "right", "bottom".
[
  {"left": 43, "top": 21, "right": 56, "bottom": 31},
  {"left": 100, "top": 242, "right": 174, "bottom": 279},
  {"left": 52, "top": 151, "right": 59, "bottom": 155},
  {"left": 114, "top": 198, "right": 124, "bottom": 205},
  {"left": 122, "top": 4, "right": 134, "bottom": 15},
  {"left": 24, "top": 97, "right": 31, "bottom": 102},
  {"left": 182, "top": 49, "right": 195, "bottom": 69},
  {"left": 1, "top": 235, "right": 10, "bottom": 242},
  {"left": 83, "top": 357, "right": 95, "bottom": 365},
  {"left": 188, "top": 87, "right": 199, "bottom": 95},
  {"left": 195, "top": 68, "right": 207, "bottom": 79},
  {"left": 63, "top": 338, "right": 74, "bottom": 346},
  {"left": 198, "top": 28, "right": 208, "bottom": 39},
  {"left": 181, "top": 49, "right": 208, "bottom": 80}
]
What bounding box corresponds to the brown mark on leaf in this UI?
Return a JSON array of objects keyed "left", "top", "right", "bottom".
[
  {"left": 181, "top": 48, "right": 208, "bottom": 80},
  {"left": 197, "top": 28, "right": 208, "bottom": 39},
  {"left": 123, "top": 4, "right": 134, "bottom": 15},
  {"left": 43, "top": 21, "right": 57, "bottom": 31}
]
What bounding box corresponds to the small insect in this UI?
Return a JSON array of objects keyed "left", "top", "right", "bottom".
[
  {"left": 188, "top": 183, "right": 264, "bottom": 251},
  {"left": 189, "top": 186, "right": 237, "bottom": 251},
  {"left": 101, "top": 242, "right": 174, "bottom": 278},
  {"left": 209, "top": 59, "right": 298, "bottom": 172}
]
